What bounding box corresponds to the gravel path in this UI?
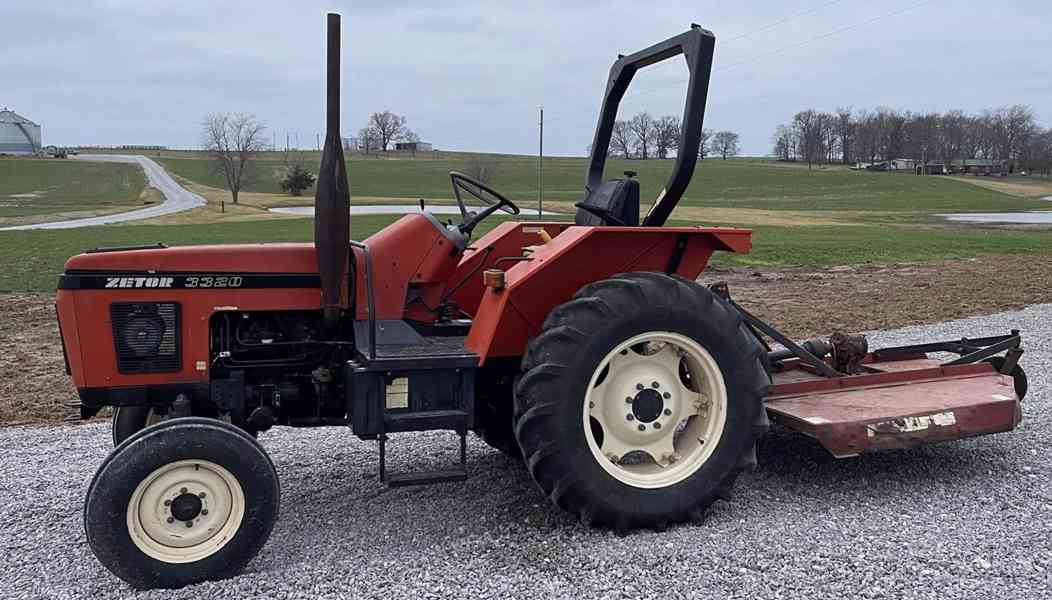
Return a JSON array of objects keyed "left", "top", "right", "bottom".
[
  {"left": 0, "top": 155, "right": 206, "bottom": 231},
  {"left": 2, "top": 305, "right": 1049, "bottom": 599}
]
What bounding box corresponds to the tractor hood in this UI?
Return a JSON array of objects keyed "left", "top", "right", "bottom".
[{"left": 63, "top": 243, "right": 318, "bottom": 274}]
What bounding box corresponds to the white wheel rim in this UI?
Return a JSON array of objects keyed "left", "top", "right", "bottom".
[
  {"left": 126, "top": 459, "right": 245, "bottom": 564},
  {"left": 583, "top": 331, "right": 728, "bottom": 489}
]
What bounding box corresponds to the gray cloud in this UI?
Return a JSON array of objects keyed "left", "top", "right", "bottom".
[{"left": 3, "top": 0, "right": 1050, "bottom": 155}]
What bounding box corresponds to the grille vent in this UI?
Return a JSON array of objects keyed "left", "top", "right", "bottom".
[{"left": 110, "top": 302, "right": 181, "bottom": 373}]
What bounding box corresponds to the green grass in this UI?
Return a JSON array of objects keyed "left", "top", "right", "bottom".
[
  {"left": 0, "top": 214, "right": 524, "bottom": 292},
  {"left": 157, "top": 152, "right": 1047, "bottom": 215},
  {"left": 706, "top": 223, "right": 1052, "bottom": 267},
  {"left": 0, "top": 158, "right": 147, "bottom": 219},
  {"left": 3, "top": 151, "right": 1049, "bottom": 292}
]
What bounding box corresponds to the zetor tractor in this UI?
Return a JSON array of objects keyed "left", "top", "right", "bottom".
[{"left": 56, "top": 15, "right": 1027, "bottom": 589}]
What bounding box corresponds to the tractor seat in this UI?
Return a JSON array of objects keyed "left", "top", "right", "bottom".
[{"left": 574, "top": 172, "right": 640, "bottom": 226}]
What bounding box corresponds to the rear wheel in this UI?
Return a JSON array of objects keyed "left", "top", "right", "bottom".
[
  {"left": 514, "top": 272, "right": 770, "bottom": 530},
  {"left": 85, "top": 417, "right": 279, "bottom": 589}
]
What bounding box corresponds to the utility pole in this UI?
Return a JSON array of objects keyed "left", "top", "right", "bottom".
[{"left": 538, "top": 107, "right": 544, "bottom": 219}]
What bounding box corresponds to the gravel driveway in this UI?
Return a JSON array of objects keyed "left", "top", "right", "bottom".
[
  {"left": 2, "top": 305, "right": 1049, "bottom": 599},
  {"left": 0, "top": 155, "right": 206, "bottom": 231}
]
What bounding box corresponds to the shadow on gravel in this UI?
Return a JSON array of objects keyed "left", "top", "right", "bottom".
[{"left": 752, "top": 426, "right": 1018, "bottom": 494}]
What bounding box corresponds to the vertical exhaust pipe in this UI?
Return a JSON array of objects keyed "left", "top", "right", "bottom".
[{"left": 315, "top": 13, "right": 351, "bottom": 333}]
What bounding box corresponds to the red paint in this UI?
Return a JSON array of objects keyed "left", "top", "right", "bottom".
[{"left": 767, "top": 356, "right": 1023, "bottom": 457}]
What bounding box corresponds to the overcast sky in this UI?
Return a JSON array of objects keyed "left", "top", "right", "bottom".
[{"left": 3, "top": 0, "right": 1050, "bottom": 156}]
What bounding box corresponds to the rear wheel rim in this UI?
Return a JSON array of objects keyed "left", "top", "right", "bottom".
[
  {"left": 582, "top": 331, "right": 728, "bottom": 489},
  {"left": 126, "top": 459, "right": 245, "bottom": 564}
]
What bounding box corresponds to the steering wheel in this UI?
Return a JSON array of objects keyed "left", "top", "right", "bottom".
[{"left": 449, "top": 171, "right": 520, "bottom": 233}]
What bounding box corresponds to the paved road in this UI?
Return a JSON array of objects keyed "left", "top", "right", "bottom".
[
  {"left": 1, "top": 304, "right": 1049, "bottom": 599},
  {"left": 0, "top": 154, "right": 206, "bottom": 231}
]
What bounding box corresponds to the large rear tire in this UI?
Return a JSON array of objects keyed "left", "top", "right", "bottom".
[
  {"left": 513, "top": 272, "right": 770, "bottom": 530},
  {"left": 85, "top": 417, "right": 280, "bottom": 589}
]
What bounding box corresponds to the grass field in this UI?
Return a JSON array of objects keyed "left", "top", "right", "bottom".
[
  {"left": 155, "top": 151, "right": 1048, "bottom": 216},
  {"left": 0, "top": 158, "right": 150, "bottom": 224},
  {"left": 2, "top": 151, "right": 1051, "bottom": 292},
  {"left": 5, "top": 214, "right": 1052, "bottom": 292}
]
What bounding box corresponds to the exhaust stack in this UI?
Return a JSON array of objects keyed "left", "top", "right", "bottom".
[{"left": 315, "top": 13, "right": 351, "bottom": 332}]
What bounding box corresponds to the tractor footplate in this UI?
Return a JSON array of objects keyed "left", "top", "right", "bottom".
[
  {"left": 379, "top": 427, "right": 468, "bottom": 487},
  {"left": 766, "top": 357, "right": 1023, "bottom": 457}
]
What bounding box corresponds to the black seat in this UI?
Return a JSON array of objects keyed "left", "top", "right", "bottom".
[{"left": 574, "top": 173, "right": 640, "bottom": 226}]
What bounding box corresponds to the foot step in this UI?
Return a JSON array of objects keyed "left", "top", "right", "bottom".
[{"left": 379, "top": 427, "right": 468, "bottom": 487}]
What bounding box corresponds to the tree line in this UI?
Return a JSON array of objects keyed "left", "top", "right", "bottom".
[
  {"left": 771, "top": 105, "right": 1052, "bottom": 175},
  {"left": 606, "top": 112, "right": 740, "bottom": 160}
]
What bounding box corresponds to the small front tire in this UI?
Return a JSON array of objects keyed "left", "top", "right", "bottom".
[{"left": 85, "top": 417, "right": 280, "bottom": 589}]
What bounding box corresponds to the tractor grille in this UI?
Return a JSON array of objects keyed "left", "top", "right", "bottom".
[{"left": 110, "top": 302, "right": 181, "bottom": 374}]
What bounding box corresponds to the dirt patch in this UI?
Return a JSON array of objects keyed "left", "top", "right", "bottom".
[
  {"left": 543, "top": 200, "right": 865, "bottom": 227},
  {"left": 952, "top": 175, "right": 1052, "bottom": 199},
  {"left": 702, "top": 255, "right": 1052, "bottom": 339},
  {"left": 0, "top": 294, "right": 79, "bottom": 424},
  {"left": 4, "top": 253, "right": 1051, "bottom": 425}
]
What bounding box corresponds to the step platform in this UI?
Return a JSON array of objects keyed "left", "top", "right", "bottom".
[
  {"left": 348, "top": 320, "right": 477, "bottom": 486},
  {"left": 766, "top": 356, "right": 1023, "bottom": 458}
]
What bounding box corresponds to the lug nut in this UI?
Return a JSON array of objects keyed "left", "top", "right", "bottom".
[
  {"left": 625, "top": 396, "right": 633, "bottom": 404},
  {"left": 166, "top": 517, "right": 174, "bottom": 524},
  {"left": 164, "top": 499, "right": 171, "bottom": 506},
  {"left": 663, "top": 408, "right": 672, "bottom": 416},
  {"left": 636, "top": 383, "right": 644, "bottom": 391},
  {"left": 180, "top": 487, "right": 188, "bottom": 494},
  {"left": 663, "top": 392, "right": 671, "bottom": 399},
  {"left": 199, "top": 492, "right": 206, "bottom": 499},
  {"left": 588, "top": 401, "right": 594, "bottom": 409},
  {"left": 185, "top": 521, "right": 193, "bottom": 528},
  {"left": 654, "top": 422, "right": 662, "bottom": 429},
  {"left": 637, "top": 424, "right": 646, "bottom": 431},
  {"left": 652, "top": 381, "right": 660, "bottom": 388},
  {"left": 626, "top": 414, "right": 634, "bottom": 421},
  {"left": 201, "top": 509, "right": 209, "bottom": 516}
]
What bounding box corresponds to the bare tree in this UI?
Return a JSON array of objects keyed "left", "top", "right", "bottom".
[
  {"left": 698, "top": 128, "right": 713, "bottom": 159},
  {"left": 201, "top": 113, "right": 267, "bottom": 211},
  {"left": 771, "top": 125, "right": 795, "bottom": 161},
  {"left": 610, "top": 120, "right": 633, "bottom": 158},
  {"left": 835, "top": 107, "right": 854, "bottom": 164},
  {"left": 368, "top": 110, "right": 409, "bottom": 152},
  {"left": 654, "top": 115, "right": 681, "bottom": 159},
  {"left": 792, "top": 110, "right": 824, "bottom": 167},
  {"left": 464, "top": 154, "right": 498, "bottom": 185},
  {"left": 629, "top": 112, "right": 655, "bottom": 159},
  {"left": 358, "top": 126, "right": 379, "bottom": 155},
  {"left": 711, "top": 130, "right": 740, "bottom": 160}
]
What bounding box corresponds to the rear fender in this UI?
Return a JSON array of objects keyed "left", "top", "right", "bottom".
[{"left": 465, "top": 225, "right": 751, "bottom": 363}]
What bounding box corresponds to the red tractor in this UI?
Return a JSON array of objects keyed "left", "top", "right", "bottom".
[{"left": 56, "top": 15, "right": 1026, "bottom": 589}]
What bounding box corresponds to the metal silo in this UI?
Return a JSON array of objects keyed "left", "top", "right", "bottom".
[{"left": 0, "top": 108, "right": 42, "bottom": 154}]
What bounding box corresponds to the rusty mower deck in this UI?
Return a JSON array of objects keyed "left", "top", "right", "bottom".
[{"left": 713, "top": 285, "right": 1026, "bottom": 458}]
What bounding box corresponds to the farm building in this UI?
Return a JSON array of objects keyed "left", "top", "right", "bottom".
[
  {"left": 0, "top": 108, "right": 42, "bottom": 155},
  {"left": 395, "top": 141, "right": 433, "bottom": 152}
]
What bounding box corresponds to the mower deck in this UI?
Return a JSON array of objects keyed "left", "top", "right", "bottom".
[{"left": 766, "top": 356, "right": 1022, "bottom": 457}]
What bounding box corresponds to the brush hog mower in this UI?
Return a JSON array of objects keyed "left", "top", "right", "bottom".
[{"left": 53, "top": 15, "right": 1026, "bottom": 589}]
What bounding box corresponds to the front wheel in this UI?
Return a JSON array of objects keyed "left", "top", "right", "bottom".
[
  {"left": 85, "top": 417, "right": 279, "bottom": 589},
  {"left": 514, "top": 272, "right": 770, "bottom": 530}
]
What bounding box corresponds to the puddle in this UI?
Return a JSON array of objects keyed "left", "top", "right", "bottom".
[
  {"left": 270, "top": 204, "right": 560, "bottom": 217},
  {"left": 270, "top": 204, "right": 465, "bottom": 216},
  {"left": 940, "top": 211, "right": 1052, "bottom": 224}
]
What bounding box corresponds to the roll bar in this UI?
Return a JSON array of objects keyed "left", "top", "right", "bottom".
[{"left": 584, "top": 25, "right": 716, "bottom": 227}]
